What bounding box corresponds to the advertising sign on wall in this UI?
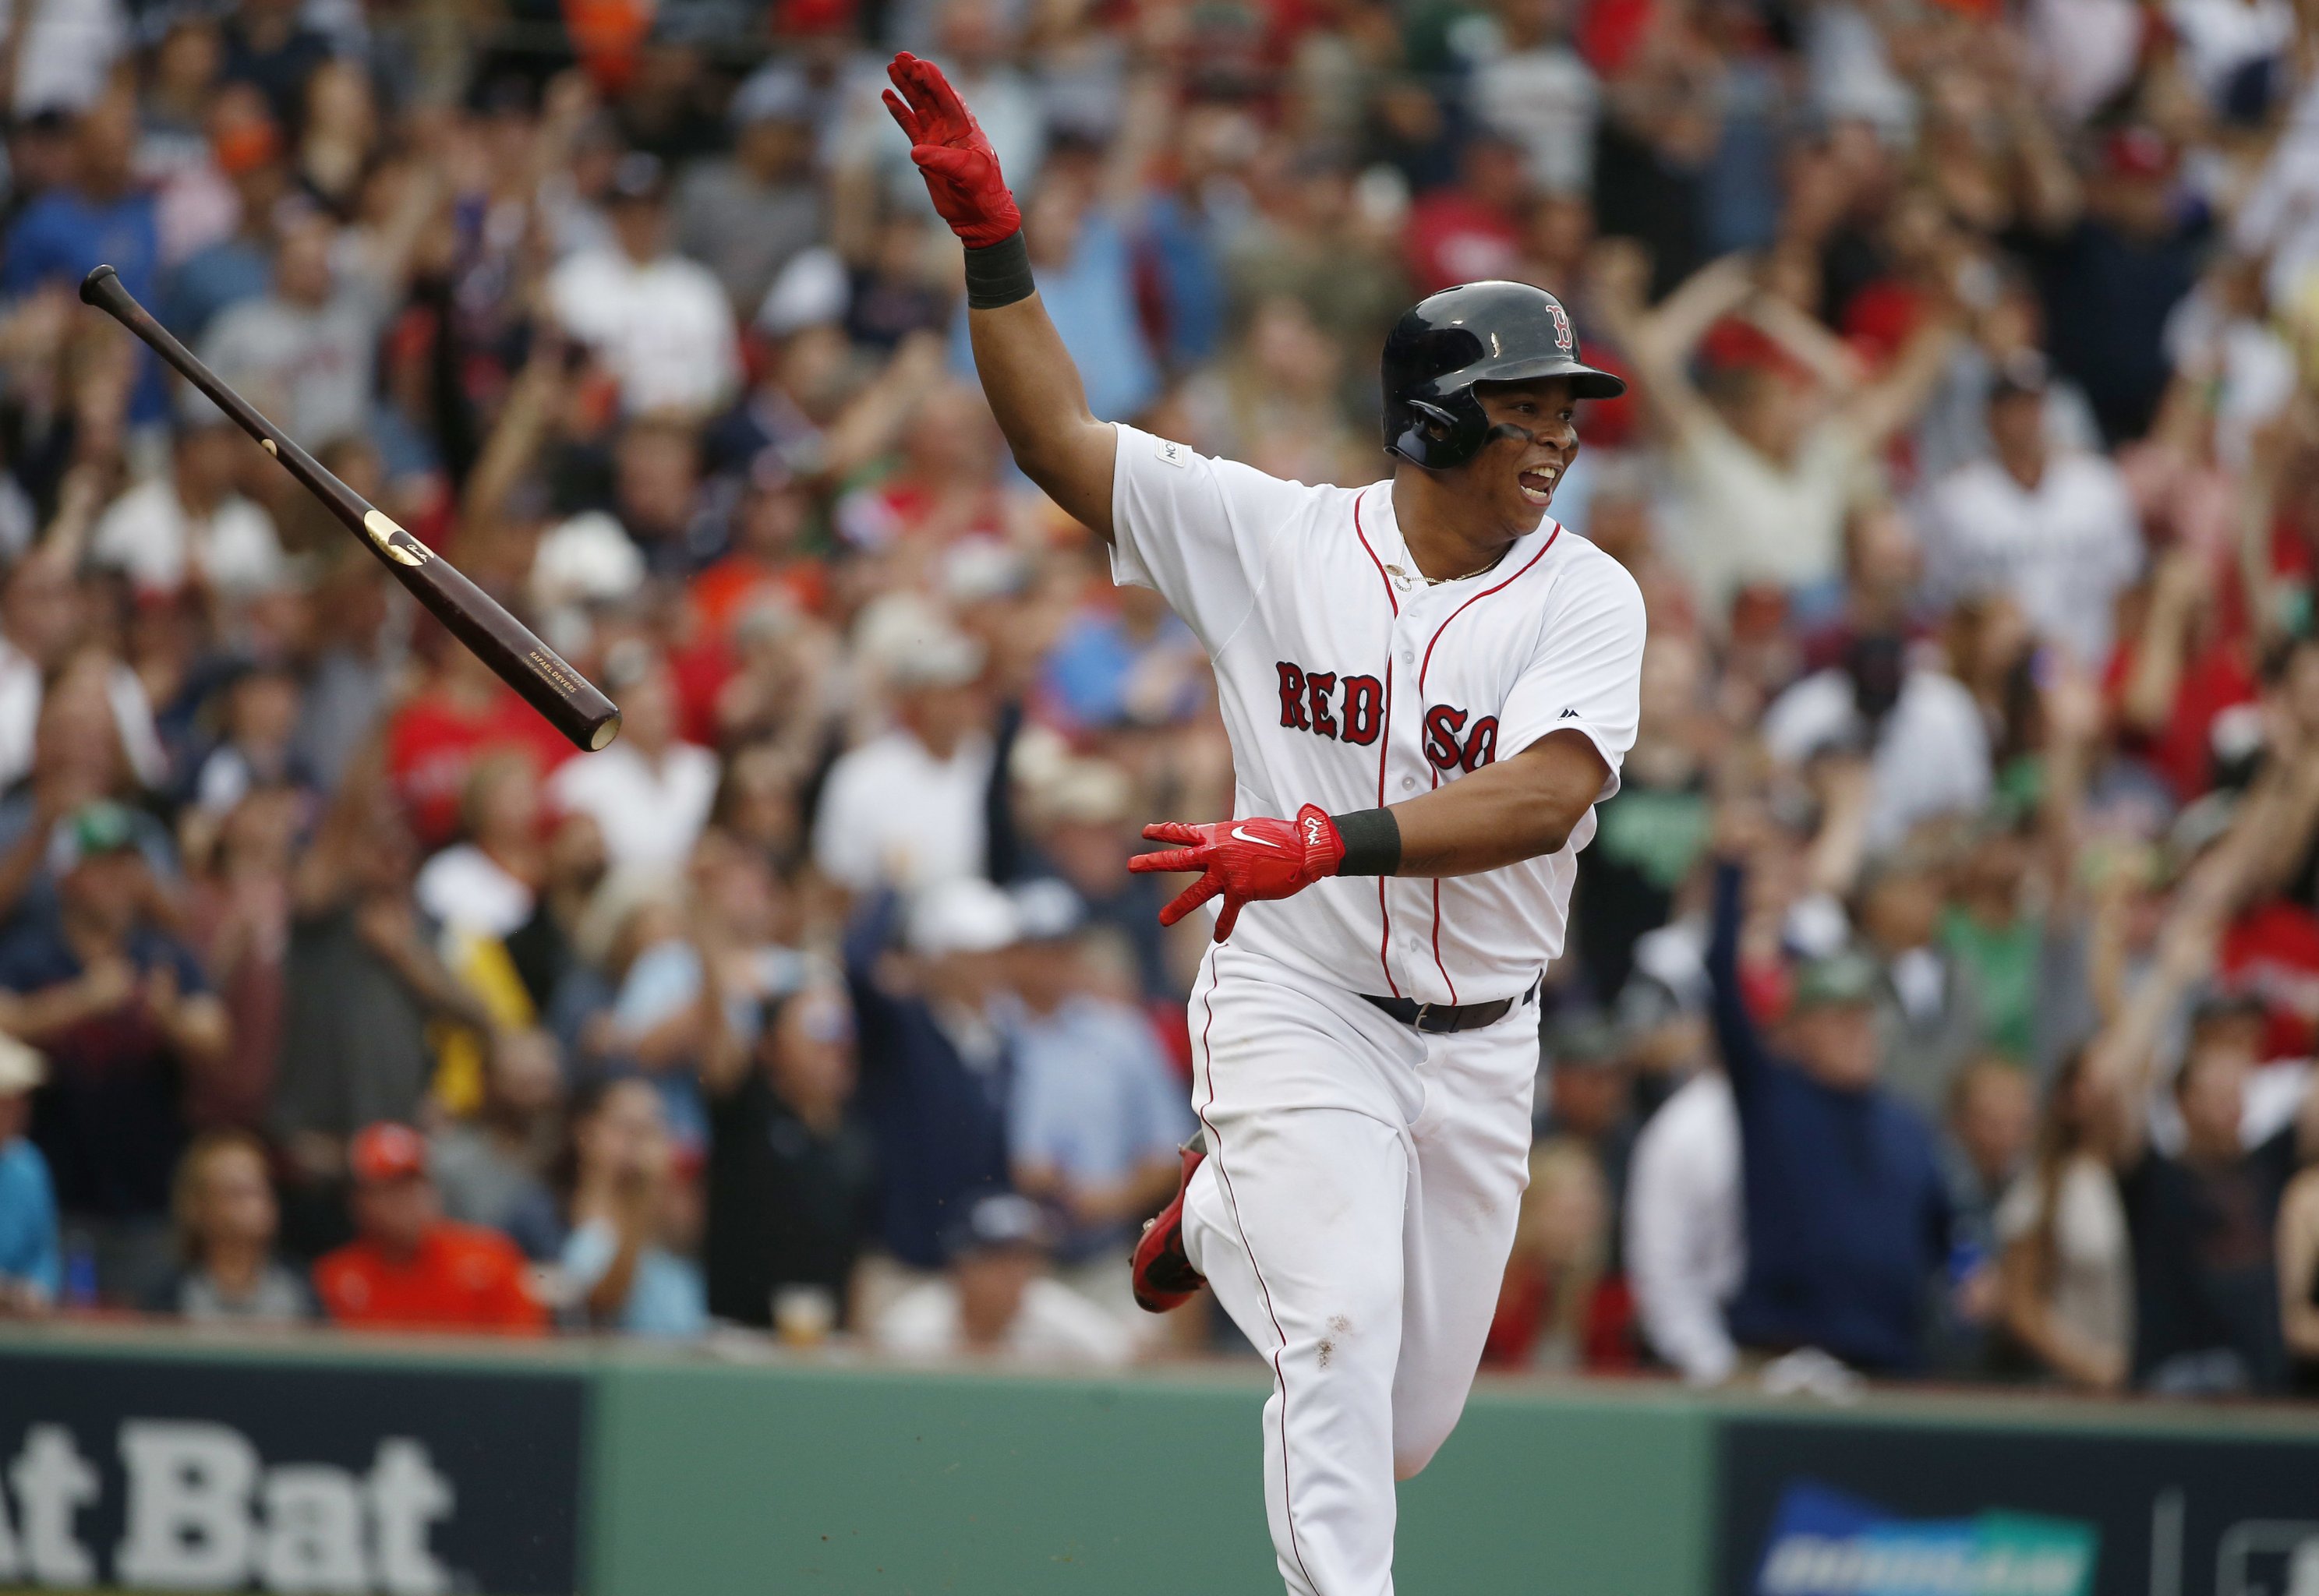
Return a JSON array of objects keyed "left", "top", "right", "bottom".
[
  {"left": 1719, "top": 1415, "right": 2319, "bottom": 1596},
  {"left": 0, "top": 1349, "right": 585, "bottom": 1595}
]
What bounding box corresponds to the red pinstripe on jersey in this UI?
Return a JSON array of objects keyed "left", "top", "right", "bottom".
[
  {"left": 1352, "top": 490, "right": 1402, "bottom": 1000},
  {"left": 1415, "top": 521, "right": 1560, "bottom": 1005}
]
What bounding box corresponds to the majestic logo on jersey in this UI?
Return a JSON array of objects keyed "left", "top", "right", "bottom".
[
  {"left": 1275, "top": 662, "right": 1385, "bottom": 746},
  {"left": 1277, "top": 661, "right": 1496, "bottom": 772},
  {"left": 1422, "top": 704, "right": 1499, "bottom": 772}
]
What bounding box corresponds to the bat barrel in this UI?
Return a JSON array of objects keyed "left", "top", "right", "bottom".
[{"left": 77, "top": 265, "right": 620, "bottom": 752}]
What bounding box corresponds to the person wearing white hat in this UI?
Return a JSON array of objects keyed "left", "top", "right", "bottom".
[
  {"left": 841, "top": 876, "right": 1020, "bottom": 1273},
  {"left": 811, "top": 604, "right": 995, "bottom": 895},
  {"left": 0, "top": 1033, "right": 58, "bottom": 1315}
]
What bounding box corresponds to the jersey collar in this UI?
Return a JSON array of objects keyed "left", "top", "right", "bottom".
[{"left": 1370, "top": 483, "right": 1560, "bottom": 598}]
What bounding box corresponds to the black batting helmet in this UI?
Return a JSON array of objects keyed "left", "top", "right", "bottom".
[{"left": 1380, "top": 281, "right": 1626, "bottom": 470}]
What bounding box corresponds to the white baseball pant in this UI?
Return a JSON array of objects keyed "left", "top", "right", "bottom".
[{"left": 1178, "top": 941, "right": 1540, "bottom": 1596}]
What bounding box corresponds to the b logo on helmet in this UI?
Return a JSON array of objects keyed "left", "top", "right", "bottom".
[{"left": 1547, "top": 302, "right": 1573, "bottom": 354}]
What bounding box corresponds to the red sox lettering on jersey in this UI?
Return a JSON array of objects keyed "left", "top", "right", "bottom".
[
  {"left": 1109, "top": 422, "right": 1646, "bottom": 1015},
  {"left": 1276, "top": 662, "right": 1499, "bottom": 772}
]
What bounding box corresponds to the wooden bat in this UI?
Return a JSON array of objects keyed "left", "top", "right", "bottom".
[{"left": 78, "top": 263, "right": 621, "bottom": 753}]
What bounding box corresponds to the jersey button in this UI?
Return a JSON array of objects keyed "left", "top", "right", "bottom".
[{"left": 1401, "top": 776, "right": 1416, "bottom": 790}]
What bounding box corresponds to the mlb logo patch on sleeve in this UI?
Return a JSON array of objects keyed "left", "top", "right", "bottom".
[{"left": 1155, "top": 437, "right": 1187, "bottom": 468}]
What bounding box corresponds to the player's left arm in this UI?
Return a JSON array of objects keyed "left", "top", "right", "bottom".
[
  {"left": 1393, "top": 550, "right": 1645, "bottom": 876},
  {"left": 1388, "top": 732, "right": 1610, "bottom": 876},
  {"left": 1134, "top": 554, "right": 1645, "bottom": 938}
]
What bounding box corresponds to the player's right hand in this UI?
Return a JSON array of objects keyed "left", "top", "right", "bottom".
[
  {"left": 1129, "top": 805, "right": 1346, "bottom": 943},
  {"left": 882, "top": 52, "right": 1022, "bottom": 249}
]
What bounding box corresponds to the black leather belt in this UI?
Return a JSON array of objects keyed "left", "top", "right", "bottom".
[{"left": 1361, "top": 980, "right": 1537, "bottom": 1034}]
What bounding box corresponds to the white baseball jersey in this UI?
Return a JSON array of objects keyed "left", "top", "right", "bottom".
[{"left": 1109, "top": 423, "right": 1646, "bottom": 1007}]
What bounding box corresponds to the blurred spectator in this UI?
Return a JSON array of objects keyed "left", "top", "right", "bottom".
[
  {"left": 1937, "top": 1057, "right": 2037, "bottom": 1368},
  {"left": 1016, "top": 759, "right": 1170, "bottom": 1000},
  {"left": 1853, "top": 840, "right": 1983, "bottom": 1120},
  {"left": 704, "top": 983, "right": 875, "bottom": 1332},
  {"left": 87, "top": 415, "right": 284, "bottom": 602},
  {"left": 1709, "top": 843, "right": 1954, "bottom": 1374},
  {"left": 873, "top": 1192, "right": 1134, "bottom": 1366},
  {"left": 2091, "top": 915, "right": 2316, "bottom": 1393},
  {"left": 812, "top": 615, "right": 992, "bottom": 893},
  {"left": 431, "top": 1028, "right": 567, "bottom": 1262},
  {"left": 1612, "top": 252, "right": 1953, "bottom": 614},
  {"left": 1536, "top": 1008, "right": 1638, "bottom": 1223},
  {"left": 560, "top": 1077, "right": 706, "bottom": 1337},
  {"left": 0, "top": 1035, "right": 58, "bottom": 1315},
  {"left": 183, "top": 666, "right": 313, "bottom": 828},
  {"left": 196, "top": 175, "right": 437, "bottom": 450},
  {"left": 1483, "top": 1138, "right": 1631, "bottom": 1371},
  {"left": 843, "top": 880, "right": 1016, "bottom": 1270},
  {"left": 181, "top": 786, "right": 296, "bottom": 1132},
  {"left": 1038, "top": 583, "right": 1204, "bottom": 738},
  {"left": 2281, "top": 1132, "right": 2319, "bottom": 1393},
  {"left": 416, "top": 752, "right": 545, "bottom": 939},
  {"left": 2017, "top": 128, "right": 2209, "bottom": 446},
  {"left": 218, "top": 0, "right": 332, "bottom": 131},
  {"left": 1002, "top": 880, "right": 1186, "bottom": 1304},
  {"left": 147, "top": 1128, "right": 314, "bottom": 1322},
  {"left": 1918, "top": 355, "right": 2143, "bottom": 666},
  {"left": 1761, "top": 633, "right": 1992, "bottom": 851},
  {"left": 0, "top": 800, "right": 226, "bottom": 1303},
  {"left": 1995, "top": 1050, "right": 2133, "bottom": 1389},
  {"left": 1624, "top": 1064, "right": 1741, "bottom": 1384},
  {"left": 505, "top": 812, "right": 610, "bottom": 1014},
  {"left": 313, "top": 1121, "right": 546, "bottom": 1335},
  {"left": 273, "top": 775, "right": 492, "bottom": 1206},
  {"left": 1572, "top": 632, "right": 1713, "bottom": 1003},
  {"left": 546, "top": 660, "right": 717, "bottom": 870},
  {"left": 677, "top": 65, "right": 825, "bottom": 316},
  {"left": 2, "top": 89, "right": 162, "bottom": 422},
  {"left": 548, "top": 152, "right": 741, "bottom": 417},
  {"left": 1464, "top": 0, "right": 1597, "bottom": 196}
]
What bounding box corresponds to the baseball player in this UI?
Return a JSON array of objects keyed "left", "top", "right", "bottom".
[{"left": 884, "top": 54, "right": 1646, "bottom": 1595}]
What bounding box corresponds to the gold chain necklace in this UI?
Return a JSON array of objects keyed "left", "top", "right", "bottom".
[{"left": 1384, "top": 550, "right": 1508, "bottom": 588}]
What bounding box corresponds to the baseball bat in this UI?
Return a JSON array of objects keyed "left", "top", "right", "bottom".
[{"left": 77, "top": 263, "right": 621, "bottom": 753}]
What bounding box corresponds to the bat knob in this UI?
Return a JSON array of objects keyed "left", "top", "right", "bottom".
[{"left": 79, "top": 264, "right": 119, "bottom": 307}]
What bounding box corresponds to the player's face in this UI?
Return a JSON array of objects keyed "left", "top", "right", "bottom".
[{"left": 1471, "top": 377, "right": 1579, "bottom": 524}]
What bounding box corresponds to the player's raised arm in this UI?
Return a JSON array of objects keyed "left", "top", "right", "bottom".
[{"left": 882, "top": 53, "right": 1117, "bottom": 541}]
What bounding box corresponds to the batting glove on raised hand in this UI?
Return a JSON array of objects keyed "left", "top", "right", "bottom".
[
  {"left": 882, "top": 51, "right": 1023, "bottom": 249},
  {"left": 1129, "top": 804, "right": 1345, "bottom": 943}
]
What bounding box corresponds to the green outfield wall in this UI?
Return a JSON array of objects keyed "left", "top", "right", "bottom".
[{"left": 2, "top": 1327, "right": 2317, "bottom": 1596}]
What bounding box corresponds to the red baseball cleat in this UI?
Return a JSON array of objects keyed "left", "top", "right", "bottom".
[{"left": 1131, "top": 1134, "right": 1209, "bottom": 1313}]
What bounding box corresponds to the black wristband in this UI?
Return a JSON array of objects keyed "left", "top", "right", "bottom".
[
  {"left": 1331, "top": 807, "right": 1402, "bottom": 877},
  {"left": 963, "top": 230, "right": 1034, "bottom": 309}
]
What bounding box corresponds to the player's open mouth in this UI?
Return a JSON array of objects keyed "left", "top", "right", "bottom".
[{"left": 1518, "top": 468, "right": 1558, "bottom": 504}]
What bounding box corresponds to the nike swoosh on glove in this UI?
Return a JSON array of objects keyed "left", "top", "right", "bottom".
[
  {"left": 882, "top": 51, "right": 1023, "bottom": 249},
  {"left": 1128, "top": 804, "right": 1346, "bottom": 943}
]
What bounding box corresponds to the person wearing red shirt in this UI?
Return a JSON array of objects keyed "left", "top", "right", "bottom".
[
  {"left": 384, "top": 641, "right": 574, "bottom": 850},
  {"left": 1402, "top": 135, "right": 1528, "bottom": 294},
  {"left": 313, "top": 1122, "right": 546, "bottom": 1335}
]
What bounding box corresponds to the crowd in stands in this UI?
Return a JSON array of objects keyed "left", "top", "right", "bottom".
[{"left": 3, "top": 0, "right": 2319, "bottom": 1398}]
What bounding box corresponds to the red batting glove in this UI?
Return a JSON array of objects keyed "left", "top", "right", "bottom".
[
  {"left": 1129, "top": 804, "right": 1345, "bottom": 943},
  {"left": 882, "top": 51, "right": 1023, "bottom": 249}
]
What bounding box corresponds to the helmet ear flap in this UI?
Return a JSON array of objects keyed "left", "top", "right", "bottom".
[{"left": 1390, "top": 394, "right": 1490, "bottom": 469}]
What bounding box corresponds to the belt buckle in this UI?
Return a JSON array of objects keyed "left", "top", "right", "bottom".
[{"left": 1412, "top": 1001, "right": 1435, "bottom": 1032}]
